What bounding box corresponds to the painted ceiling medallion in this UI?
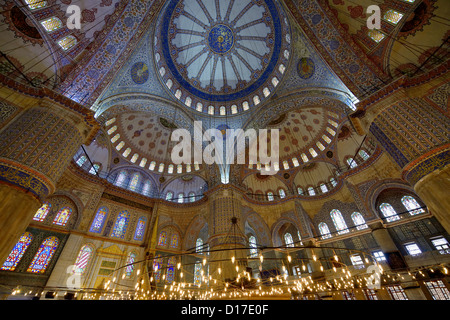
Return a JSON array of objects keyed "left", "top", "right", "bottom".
[{"left": 154, "top": 0, "right": 291, "bottom": 115}]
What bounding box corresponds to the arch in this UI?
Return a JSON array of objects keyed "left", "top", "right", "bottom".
[
  {"left": 125, "top": 251, "right": 138, "bottom": 278},
  {"left": 1, "top": 232, "right": 33, "bottom": 271},
  {"left": 90, "top": 206, "right": 109, "bottom": 233},
  {"left": 330, "top": 209, "right": 349, "bottom": 234},
  {"left": 27, "top": 236, "right": 59, "bottom": 273},
  {"left": 111, "top": 211, "right": 130, "bottom": 239},
  {"left": 401, "top": 195, "right": 425, "bottom": 216},
  {"left": 33, "top": 202, "right": 51, "bottom": 222},
  {"left": 351, "top": 212, "right": 368, "bottom": 230},
  {"left": 133, "top": 216, "right": 147, "bottom": 241},
  {"left": 73, "top": 244, "right": 94, "bottom": 275},
  {"left": 53, "top": 207, "right": 73, "bottom": 226},
  {"left": 318, "top": 222, "right": 332, "bottom": 239}
]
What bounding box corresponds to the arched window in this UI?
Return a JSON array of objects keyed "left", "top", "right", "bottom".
[
  {"left": 27, "top": 236, "right": 58, "bottom": 273},
  {"left": 351, "top": 212, "right": 368, "bottom": 230},
  {"left": 320, "top": 183, "right": 328, "bottom": 193},
  {"left": 1, "top": 232, "right": 33, "bottom": 271},
  {"left": 128, "top": 172, "right": 140, "bottom": 191},
  {"left": 73, "top": 244, "right": 93, "bottom": 275},
  {"left": 401, "top": 196, "right": 425, "bottom": 216},
  {"left": 178, "top": 193, "right": 184, "bottom": 203},
  {"left": 166, "top": 257, "right": 176, "bottom": 283},
  {"left": 53, "top": 207, "right": 72, "bottom": 226},
  {"left": 76, "top": 155, "right": 87, "bottom": 167},
  {"left": 158, "top": 231, "right": 167, "bottom": 247},
  {"left": 189, "top": 192, "right": 196, "bottom": 202},
  {"left": 133, "top": 217, "right": 146, "bottom": 241},
  {"left": 115, "top": 170, "right": 127, "bottom": 187},
  {"left": 89, "top": 163, "right": 100, "bottom": 175},
  {"left": 170, "top": 233, "right": 179, "bottom": 249},
  {"left": 359, "top": 150, "right": 370, "bottom": 161},
  {"left": 194, "top": 262, "right": 202, "bottom": 286},
  {"left": 330, "top": 209, "right": 349, "bottom": 234},
  {"left": 267, "top": 192, "right": 274, "bottom": 201},
  {"left": 111, "top": 211, "right": 129, "bottom": 238},
  {"left": 284, "top": 233, "right": 294, "bottom": 247},
  {"left": 166, "top": 191, "right": 174, "bottom": 201},
  {"left": 33, "top": 202, "right": 51, "bottom": 222},
  {"left": 25, "top": 0, "right": 47, "bottom": 10},
  {"left": 319, "top": 222, "right": 332, "bottom": 239},
  {"left": 297, "top": 230, "right": 303, "bottom": 245},
  {"left": 168, "top": 164, "right": 174, "bottom": 174},
  {"left": 347, "top": 158, "right": 357, "bottom": 168},
  {"left": 330, "top": 177, "right": 337, "bottom": 187},
  {"left": 196, "top": 238, "right": 203, "bottom": 253},
  {"left": 90, "top": 206, "right": 108, "bottom": 233},
  {"left": 308, "top": 187, "right": 316, "bottom": 196},
  {"left": 142, "top": 180, "right": 151, "bottom": 196},
  {"left": 380, "top": 203, "right": 400, "bottom": 222},
  {"left": 249, "top": 236, "right": 258, "bottom": 257},
  {"left": 278, "top": 189, "right": 286, "bottom": 199},
  {"left": 153, "top": 255, "right": 163, "bottom": 282},
  {"left": 125, "top": 251, "right": 137, "bottom": 278},
  {"left": 384, "top": 9, "right": 404, "bottom": 24}
]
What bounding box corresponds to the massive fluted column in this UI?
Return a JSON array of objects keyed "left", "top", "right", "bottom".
[
  {"left": 354, "top": 66, "right": 450, "bottom": 233},
  {"left": 207, "top": 186, "right": 247, "bottom": 282},
  {"left": 0, "top": 86, "right": 98, "bottom": 265}
]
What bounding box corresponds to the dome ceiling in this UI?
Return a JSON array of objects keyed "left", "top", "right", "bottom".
[{"left": 154, "top": 0, "right": 291, "bottom": 115}]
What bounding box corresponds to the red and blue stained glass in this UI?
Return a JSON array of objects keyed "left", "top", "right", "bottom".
[
  {"left": 1, "top": 232, "right": 33, "bottom": 271},
  {"left": 125, "top": 252, "right": 137, "bottom": 278},
  {"left": 158, "top": 231, "right": 167, "bottom": 247},
  {"left": 153, "top": 255, "right": 163, "bottom": 281},
  {"left": 33, "top": 202, "right": 51, "bottom": 222},
  {"left": 166, "top": 257, "right": 176, "bottom": 283},
  {"left": 53, "top": 207, "right": 72, "bottom": 226},
  {"left": 170, "top": 233, "right": 179, "bottom": 248},
  {"left": 27, "top": 236, "right": 58, "bottom": 273},
  {"left": 90, "top": 207, "right": 108, "bottom": 233}
]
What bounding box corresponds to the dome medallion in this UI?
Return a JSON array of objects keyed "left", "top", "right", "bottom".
[{"left": 154, "top": 0, "right": 291, "bottom": 116}]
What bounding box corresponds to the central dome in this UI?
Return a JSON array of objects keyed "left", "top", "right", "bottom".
[{"left": 154, "top": 0, "right": 291, "bottom": 115}]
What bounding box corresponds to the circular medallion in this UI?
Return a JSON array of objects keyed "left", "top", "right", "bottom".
[
  {"left": 208, "top": 24, "right": 234, "bottom": 54},
  {"left": 154, "top": 0, "right": 291, "bottom": 114},
  {"left": 297, "top": 57, "right": 315, "bottom": 79},
  {"left": 131, "top": 62, "right": 149, "bottom": 84}
]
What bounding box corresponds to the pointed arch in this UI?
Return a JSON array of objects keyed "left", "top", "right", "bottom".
[
  {"left": 27, "top": 236, "right": 59, "bottom": 273},
  {"left": 1, "top": 232, "right": 33, "bottom": 271}
]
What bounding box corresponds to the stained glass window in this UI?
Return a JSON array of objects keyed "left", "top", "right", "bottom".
[
  {"left": 128, "top": 173, "right": 140, "bottom": 191},
  {"left": 125, "top": 251, "right": 137, "bottom": 278},
  {"left": 90, "top": 206, "right": 108, "bottom": 233},
  {"left": 194, "top": 262, "right": 202, "bottom": 286},
  {"left": 139, "top": 158, "right": 147, "bottom": 168},
  {"left": 297, "top": 230, "right": 303, "bottom": 245},
  {"left": 142, "top": 180, "right": 151, "bottom": 196},
  {"left": 158, "top": 231, "right": 167, "bottom": 247},
  {"left": 431, "top": 237, "right": 450, "bottom": 254},
  {"left": 249, "top": 236, "right": 258, "bottom": 257},
  {"left": 331, "top": 209, "right": 349, "bottom": 234},
  {"left": 111, "top": 134, "right": 120, "bottom": 143},
  {"left": 149, "top": 161, "right": 156, "bottom": 171},
  {"left": 379, "top": 203, "right": 400, "bottom": 222},
  {"left": 196, "top": 238, "right": 203, "bottom": 253},
  {"left": 301, "top": 153, "right": 309, "bottom": 163},
  {"left": 401, "top": 196, "right": 425, "bottom": 216},
  {"left": 189, "top": 192, "right": 196, "bottom": 202},
  {"left": 166, "top": 191, "right": 173, "bottom": 201},
  {"left": 111, "top": 211, "right": 129, "bottom": 238},
  {"left": 347, "top": 158, "right": 357, "bottom": 168},
  {"left": 130, "top": 153, "right": 139, "bottom": 163},
  {"left": 134, "top": 217, "right": 146, "bottom": 241},
  {"left": 283, "top": 160, "right": 289, "bottom": 169},
  {"left": 115, "top": 170, "right": 127, "bottom": 187},
  {"left": 53, "top": 207, "right": 72, "bottom": 226},
  {"left": 330, "top": 177, "right": 337, "bottom": 187},
  {"left": 73, "top": 245, "right": 93, "bottom": 275},
  {"left": 170, "top": 233, "right": 179, "bottom": 248},
  {"left": 33, "top": 202, "right": 51, "bottom": 222},
  {"left": 387, "top": 285, "right": 408, "bottom": 300},
  {"left": 368, "top": 30, "right": 385, "bottom": 43},
  {"left": 425, "top": 280, "right": 450, "bottom": 300},
  {"left": 297, "top": 187, "right": 304, "bottom": 195},
  {"left": 351, "top": 212, "right": 368, "bottom": 230},
  {"left": 308, "top": 186, "right": 316, "bottom": 196},
  {"left": 267, "top": 192, "right": 274, "bottom": 201},
  {"left": 319, "top": 222, "right": 332, "bottom": 239},
  {"left": 27, "top": 236, "right": 58, "bottom": 273},
  {"left": 279, "top": 189, "right": 286, "bottom": 199},
  {"left": 153, "top": 255, "right": 163, "bottom": 282},
  {"left": 166, "top": 257, "right": 176, "bottom": 283},
  {"left": 116, "top": 141, "right": 125, "bottom": 151},
  {"left": 178, "top": 193, "right": 184, "bottom": 203},
  {"left": 107, "top": 125, "right": 117, "bottom": 135},
  {"left": 89, "top": 163, "right": 100, "bottom": 175},
  {"left": 123, "top": 148, "right": 131, "bottom": 157},
  {"left": 320, "top": 183, "right": 328, "bottom": 193},
  {"left": 359, "top": 150, "right": 370, "bottom": 161},
  {"left": 58, "top": 35, "right": 77, "bottom": 51},
  {"left": 316, "top": 141, "right": 325, "bottom": 151},
  {"left": 405, "top": 242, "right": 422, "bottom": 255},
  {"left": 1, "top": 232, "right": 33, "bottom": 271},
  {"left": 322, "top": 135, "right": 331, "bottom": 144},
  {"left": 326, "top": 127, "right": 336, "bottom": 136},
  {"left": 76, "top": 155, "right": 87, "bottom": 167},
  {"left": 384, "top": 9, "right": 404, "bottom": 24},
  {"left": 25, "top": 0, "right": 47, "bottom": 10},
  {"left": 168, "top": 164, "right": 174, "bottom": 174},
  {"left": 284, "top": 233, "right": 294, "bottom": 247}
]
